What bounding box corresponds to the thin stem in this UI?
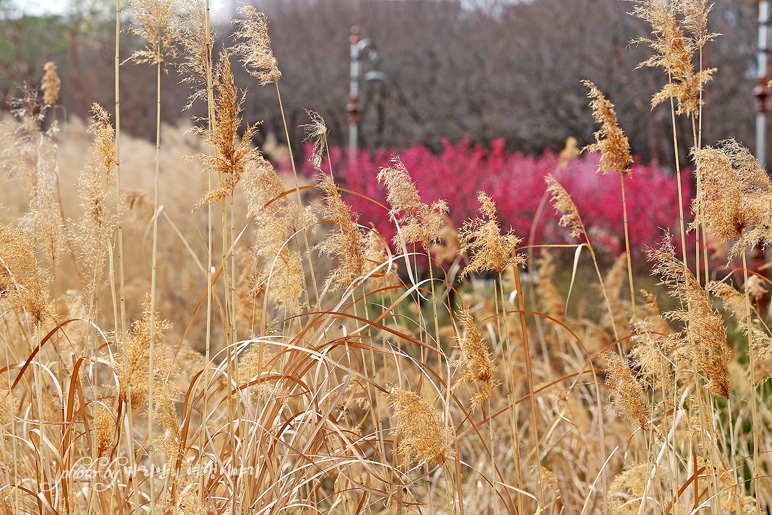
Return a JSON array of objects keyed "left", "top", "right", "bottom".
[
  {"left": 275, "top": 82, "right": 319, "bottom": 312},
  {"left": 667, "top": 71, "right": 688, "bottom": 266},
  {"left": 114, "top": 1, "right": 140, "bottom": 510},
  {"left": 619, "top": 174, "right": 636, "bottom": 323},
  {"left": 148, "top": 58, "right": 162, "bottom": 513},
  {"left": 512, "top": 263, "right": 543, "bottom": 503},
  {"left": 741, "top": 234, "right": 761, "bottom": 511},
  {"left": 200, "top": 0, "right": 215, "bottom": 508}
]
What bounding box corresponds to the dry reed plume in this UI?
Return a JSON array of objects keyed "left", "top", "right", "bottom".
[
  {"left": 582, "top": 80, "right": 633, "bottom": 176},
  {"left": 1, "top": 2, "right": 771, "bottom": 513}
]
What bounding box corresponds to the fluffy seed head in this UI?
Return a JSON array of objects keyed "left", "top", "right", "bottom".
[
  {"left": 316, "top": 172, "right": 367, "bottom": 291},
  {"left": 0, "top": 222, "right": 52, "bottom": 323},
  {"left": 129, "top": 0, "right": 178, "bottom": 64},
  {"left": 194, "top": 51, "right": 261, "bottom": 206},
  {"left": 303, "top": 110, "right": 328, "bottom": 172},
  {"left": 389, "top": 387, "right": 454, "bottom": 465},
  {"left": 545, "top": 173, "right": 586, "bottom": 240},
  {"left": 176, "top": 0, "right": 215, "bottom": 109},
  {"left": 629, "top": 0, "right": 716, "bottom": 116},
  {"left": 454, "top": 308, "right": 497, "bottom": 409},
  {"left": 377, "top": 157, "right": 448, "bottom": 248},
  {"left": 232, "top": 5, "right": 281, "bottom": 86},
  {"left": 691, "top": 140, "right": 772, "bottom": 260},
  {"left": 557, "top": 136, "right": 580, "bottom": 171},
  {"left": 649, "top": 234, "right": 730, "bottom": 397},
  {"left": 459, "top": 192, "right": 524, "bottom": 276},
  {"left": 602, "top": 351, "right": 648, "bottom": 428},
  {"left": 582, "top": 80, "right": 633, "bottom": 176},
  {"left": 41, "top": 62, "right": 61, "bottom": 106}
]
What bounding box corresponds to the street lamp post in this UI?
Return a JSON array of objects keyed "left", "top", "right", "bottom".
[
  {"left": 347, "top": 26, "right": 384, "bottom": 170},
  {"left": 757, "top": 0, "right": 770, "bottom": 168}
]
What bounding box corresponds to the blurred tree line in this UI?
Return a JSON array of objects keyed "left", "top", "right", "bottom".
[{"left": 0, "top": 0, "right": 760, "bottom": 164}]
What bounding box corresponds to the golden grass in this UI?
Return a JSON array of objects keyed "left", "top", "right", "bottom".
[{"left": 0, "top": 1, "right": 770, "bottom": 514}]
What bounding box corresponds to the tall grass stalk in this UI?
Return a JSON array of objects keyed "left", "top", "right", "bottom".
[
  {"left": 619, "top": 175, "right": 637, "bottom": 323},
  {"left": 276, "top": 83, "right": 319, "bottom": 312},
  {"left": 147, "top": 55, "right": 161, "bottom": 512},
  {"left": 113, "top": 0, "right": 141, "bottom": 510},
  {"left": 200, "top": 0, "right": 216, "bottom": 507},
  {"left": 741, "top": 235, "right": 761, "bottom": 507},
  {"left": 512, "top": 263, "right": 543, "bottom": 502}
]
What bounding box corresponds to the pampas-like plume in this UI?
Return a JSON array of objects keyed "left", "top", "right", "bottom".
[
  {"left": 72, "top": 105, "right": 118, "bottom": 308},
  {"left": 678, "top": 0, "right": 718, "bottom": 49},
  {"left": 691, "top": 140, "right": 772, "bottom": 260},
  {"left": 600, "top": 254, "right": 631, "bottom": 332},
  {"left": 303, "top": 110, "right": 328, "bottom": 172},
  {"left": 377, "top": 157, "right": 448, "bottom": 249},
  {"left": 176, "top": 0, "right": 214, "bottom": 109},
  {"left": 628, "top": 0, "right": 716, "bottom": 116},
  {"left": 194, "top": 50, "right": 260, "bottom": 206},
  {"left": 601, "top": 351, "right": 648, "bottom": 428},
  {"left": 316, "top": 171, "right": 367, "bottom": 291},
  {"left": 711, "top": 281, "right": 750, "bottom": 324},
  {"left": 306, "top": 111, "right": 365, "bottom": 290},
  {"left": 232, "top": 4, "right": 281, "bottom": 86},
  {"left": 649, "top": 234, "right": 730, "bottom": 397},
  {"left": 389, "top": 387, "right": 454, "bottom": 465},
  {"left": 41, "top": 62, "right": 61, "bottom": 106},
  {"left": 362, "top": 228, "right": 400, "bottom": 289},
  {"left": 94, "top": 406, "right": 115, "bottom": 458},
  {"left": 557, "top": 136, "right": 580, "bottom": 171},
  {"left": 534, "top": 251, "right": 565, "bottom": 321},
  {"left": 454, "top": 308, "right": 497, "bottom": 409},
  {"left": 129, "top": 0, "right": 178, "bottom": 64},
  {"left": 459, "top": 192, "right": 524, "bottom": 276},
  {"left": 115, "top": 297, "right": 174, "bottom": 412},
  {"left": 0, "top": 224, "right": 52, "bottom": 326},
  {"left": 582, "top": 80, "right": 633, "bottom": 176},
  {"left": 545, "top": 173, "right": 586, "bottom": 240},
  {"left": 0, "top": 374, "right": 19, "bottom": 425},
  {"left": 244, "top": 157, "right": 309, "bottom": 315}
]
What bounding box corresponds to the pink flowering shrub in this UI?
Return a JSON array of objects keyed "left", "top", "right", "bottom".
[{"left": 303, "top": 139, "right": 692, "bottom": 266}]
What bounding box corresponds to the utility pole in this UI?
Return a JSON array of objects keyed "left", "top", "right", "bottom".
[
  {"left": 756, "top": 0, "right": 770, "bottom": 168},
  {"left": 347, "top": 26, "right": 384, "bottom": 170}
]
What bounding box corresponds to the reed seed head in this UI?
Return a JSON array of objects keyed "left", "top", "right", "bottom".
[
  {"left": 459, "top": 191, "right": 524, "bottom": 276},
  {"left": 649, "top": 234, "right": 730, "bottom": 397},
  {"left": 545, "top": 173, "right": 586, "bottom": 240},
  {"left": 454, "top": 307, "right": 497, "bottom": 409},
  {"left": 195, "top": 50, "right": 261, "bottom": 206},
  {"left": 389, "top": 387, "right": 454, "bottom": 465},
  {"left": 0, "top": 222, "right": 52, "bottom": 323},
  {"left": 316, "top": 171, "right": 367, "bottom": 291},
  {"left": 41, "top": 62, "right": 60, "bottom": 106},
  {"left": 362, "top": 228, "right": 400, "bottom": 289},
  {"left": 303, "top": 110, "right": 329, "bottom": 172},
  {"left": 176, "top": 0, "right": 215, "bottom": 109},
  {"left": 582, "top": 80, "right": 633, "bottom": 176},
  {"left": 628, "top": 0, "right": 716, "bottom": 116},
  {"left": 377, "top": 157, "right": 448, "bottom": 248},
  {"left": 232, "top": 4, "right": 281, "bottom": 86},
  {"left": 557, "top": 136, "right": 580, "bottom": 171},
  {"left": 691, "top": 140, "right": 772, "bottom": 260},
  {"left": 601, "top": 351, "right": 648, "bottom": 428},
  {"left": 129, "top": 0, "right": 179, "bottom": 64}
]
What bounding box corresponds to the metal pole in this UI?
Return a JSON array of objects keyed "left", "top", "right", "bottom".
[
  {"left": 347, "top": 26, "right": 360, "bottom": 170},
  {"left": 757, "top": 0, "right": 769, "bottom": 168}
]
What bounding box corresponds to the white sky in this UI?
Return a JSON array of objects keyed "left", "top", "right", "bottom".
[{"left": 16, "top": 0, "right": 232, "bottom": 21}]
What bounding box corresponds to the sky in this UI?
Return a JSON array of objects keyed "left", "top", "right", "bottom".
[{"left": 17, "top": 0, "right": 233, "bottom": 21}]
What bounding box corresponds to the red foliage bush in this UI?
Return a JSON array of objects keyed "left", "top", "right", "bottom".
[{"left": 302, "top": 139, "right": 692, "bottom": 266}]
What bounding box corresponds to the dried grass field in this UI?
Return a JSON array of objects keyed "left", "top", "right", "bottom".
[{"left": 0, "top": 0, "right": 771, "bottom": 514}]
